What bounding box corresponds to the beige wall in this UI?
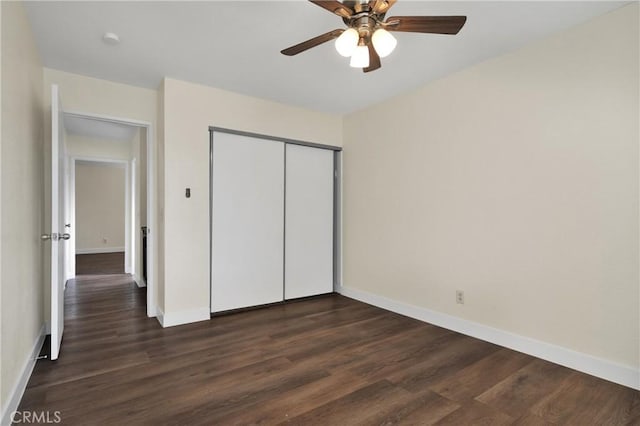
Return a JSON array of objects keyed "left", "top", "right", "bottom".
[
  {"left": 160, "top": 78, "right": 343, "bottom": 318},
  {"left": 75, "top": 163, "right": 126, "bottom": 252},
  {"left": 0, "top": 0, "right": 44, "bottom": 415},
  {"left": 343, "top": 4, "right": 639, "bottom": 369},
  {"left": 66, "top": 134, "right": 132, "bottom": 161},
  {"left": 43, "top": 69, "right": 157, "bottom": 122}
]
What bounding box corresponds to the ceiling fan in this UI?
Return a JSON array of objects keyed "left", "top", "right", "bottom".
[{"left": 281, "top": 0, "right": 467, "bottom": 73}]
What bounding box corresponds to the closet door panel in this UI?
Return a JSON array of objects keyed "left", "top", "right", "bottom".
[
  {"left": 285, "top": 144, "right": 334, "bottom": 299},
  {"left": 211, "top": 132, "right": 284, "bottom": 312}
]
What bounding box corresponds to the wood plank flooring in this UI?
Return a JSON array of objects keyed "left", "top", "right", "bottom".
[
  {"left": 75, "top": 252, "right": 124, "bottom": 275},
  {"left": 19, "top": 272, "right": 640, "bottom": 425}
]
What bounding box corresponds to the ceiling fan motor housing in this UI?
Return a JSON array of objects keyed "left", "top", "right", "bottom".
[{"left": 357, "top": 15, "right": 377, "bottom": 41}]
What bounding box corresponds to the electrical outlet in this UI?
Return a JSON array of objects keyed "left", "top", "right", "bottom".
[{"left": 456, "top": 290, "right": 464, "bottom": 304}]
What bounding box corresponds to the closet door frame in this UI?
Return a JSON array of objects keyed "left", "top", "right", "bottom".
[{"left": 209, "top": 127, "right": 342, "bottom": 312}]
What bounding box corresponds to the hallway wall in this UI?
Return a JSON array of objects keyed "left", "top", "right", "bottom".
[{"left": 75, "top": 162, "right": 126, "bottom": 253}]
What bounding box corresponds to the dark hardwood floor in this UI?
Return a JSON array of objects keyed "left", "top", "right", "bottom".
[
  {"left": 19, "top": 272, "right": 639, "bottom": 425},
  {"left": 75, "top": 252, "right": 124, "bottom": 275}
]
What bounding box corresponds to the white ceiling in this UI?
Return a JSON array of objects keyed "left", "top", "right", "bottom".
[
  {"left": 64, "top": 114, "right": 139, "bottom": 142},
  {"left": 25, "top": 1, "right": 628, "bottom": 114}
]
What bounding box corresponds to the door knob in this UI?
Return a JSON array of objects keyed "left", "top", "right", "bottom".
[
  {"left": 60, "top": 233, "right": 71, "bottom": 240},
  {"left": 41, "top": 233, "right": 60, "bottom": 241},
  {"left": 41, "top": 234, "right": 52, "bottom": 240}
]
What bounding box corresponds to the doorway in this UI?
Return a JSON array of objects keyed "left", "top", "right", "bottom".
[
  {"left": 73, "top": 159, "right": 128, "bottom": 275},
  {"left": 61, "top": 111, "right": 155, "bottom": 316},
  {"left": 47, "top": 85, "right": 156, "bottom": 361}
]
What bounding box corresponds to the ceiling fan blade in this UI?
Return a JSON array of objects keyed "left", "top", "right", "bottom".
[
  {"left": 385, "top": 16, "right": 467, "bottom": 34},
  {"left": 281, "top": 29, "right": 344, "bottom": 56},
  {"left": 309, "top": 0, "right": 354, "bottom": 18},
  {"left": 369, "top": 0, "right": 397, "bottom": 15},
  {"left": 363, "top": 43, "right": 381, "bottom": 73}
]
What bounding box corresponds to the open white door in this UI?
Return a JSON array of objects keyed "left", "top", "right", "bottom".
[{"left": 48, "top": 84, "right": 67, "bottom": 360}]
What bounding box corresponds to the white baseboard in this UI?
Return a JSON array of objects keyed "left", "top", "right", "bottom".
[
  {"left": 156, "top": 306, "right": 165, "bottom": 327},
  {"left": 133, "top": 274, "right": 146, "bottom": 288},
  {"left": 1, "top": 325, "right": 46, "bottom": 426},
  {"left": 147, "top": 304, "right": 157, "bottom": 319},
  {"left": 338, "top": 285, "right": 640, "bottom": 391},
  {"left": 157, "top": 306, "right": 210, "bottom": 328},
  {"left": 75, "top": 247, "right": 124, "bottom": 255}
]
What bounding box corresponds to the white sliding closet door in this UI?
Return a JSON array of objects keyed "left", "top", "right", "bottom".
[
  {"left": 211, "top": 132, "right": 284, "bottom": 312},
  {"left": 285, "top": 144, "right": 334, "bottom": 299}
]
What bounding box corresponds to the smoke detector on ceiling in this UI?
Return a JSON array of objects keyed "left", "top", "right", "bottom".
[{"left": 102, "top": 32, "right": 120, "bottom": 45}]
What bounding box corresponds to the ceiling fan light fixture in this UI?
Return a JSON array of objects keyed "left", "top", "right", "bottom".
[
  {"left": 281, "top": 1, "right": 467, "bottom": 73},
  {"left": 350, "top": 44, "right": 370, "bottom": 68},
  {"left": 372, "top": 28, "right": 397, "bottom": 58},
  {"left": 335, "top": 28, "right": 359, "bottom": 57}
]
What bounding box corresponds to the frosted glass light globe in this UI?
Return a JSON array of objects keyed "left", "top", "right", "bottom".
[
  {"left": 335, "top": 28, "right": 359, "bottom": 57},
  {"left": 349, "top": 44, "right": 370, "bottom": 68},
  {"left": 372, "top": 28, "right": 397, "bottom": 58}
]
